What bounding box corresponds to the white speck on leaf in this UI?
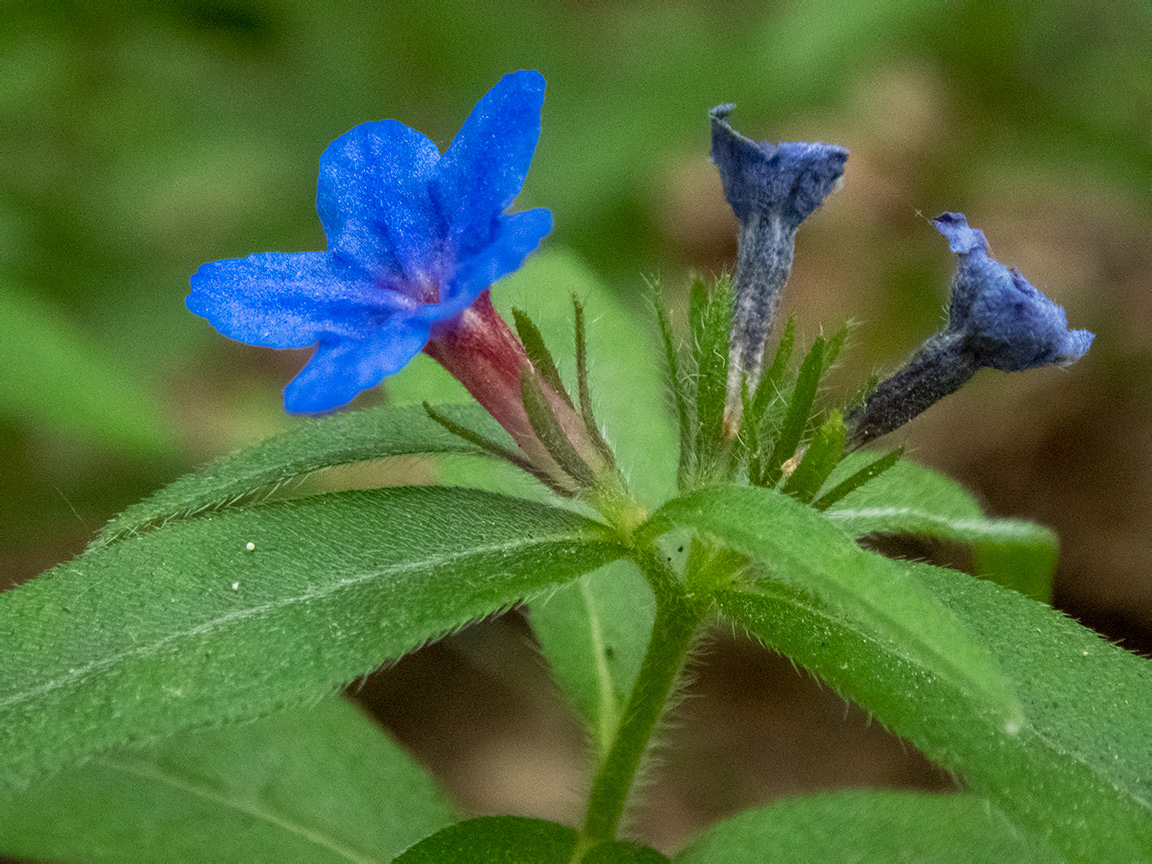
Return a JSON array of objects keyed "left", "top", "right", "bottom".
[
  {"left": 245, "top": 541, "right": 256, "bottom": 551},
  {"left": 232, "top": 582, "right": 240, "bottom": 590}
]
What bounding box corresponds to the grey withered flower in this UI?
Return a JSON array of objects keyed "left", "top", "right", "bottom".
[
  {"left": 846, "top": 212, "right": 1094, "bottom": 448},
  {"left": 710, "top": 104, "right": 848, "bottom": 433}
]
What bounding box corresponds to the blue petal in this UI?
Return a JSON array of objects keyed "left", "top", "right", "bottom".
[
  {"left": 283, "top": 317, "right": 431, "bottom": 413},
  {"left": 710, "top": 105, "right": 848, "bottom": 230},
  {"left": 423, "top": 207, "right": 553, "bottom": 322},
  {"left": 934, "top": 213, "right": 1094, "bottom": 372},
  {"left": 317, "top": 120, "right": 442, "bottom": 290},
  {"left": 969, "top": 268, "right": 1094, "bottom": 371},
  {"left": 431, "top": 70, "right": 545, "bottom": 256},
  {"left": 188, "top": 252, "right": 407, "bottom": 348},
  {"left": 933, "top": 212, "right": 988, "bottom": 255}
]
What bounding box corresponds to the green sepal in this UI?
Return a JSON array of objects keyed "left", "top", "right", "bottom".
[
  {"left": 650, "top": 280, "right": 693, "bottom": 488},
  {"left": 821, "top": 322, "right": 849, "bottom": 371},
  {"left": 758, "top": 336, "right": 824, "bottom": 487},
  {"left": 750, "top": 315, "right": 795, "bottom": 421},
  {"left": 573, "top": 295, "right": 617, "bottom": 470},
  {"left": 422, "top": 401, "right": 537, "bottom": 476},
  {"left": 689, "top": 274, "right": 732, "bottom": 481},
  {"left": 513, "top": 306, "right": 575, "bottom": 408},
  {"left": 812, "top": 446, "right": 904, "bottom": 511},
  {"left": 781, "top": 409, "right": 845, "bottom": 504},
  {"left": 521, "top": 370, "right": 597, "bottom": 489}
]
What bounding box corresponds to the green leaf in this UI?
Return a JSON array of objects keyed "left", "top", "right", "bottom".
[
  {"left": 0, "top": 486, "right": 624, "bottom": 788},
  {"left": 675, "top": 791, "right": 1042, "bottom": 863},
  {"left": 823, "top": 456, "right": 1058, "bottom": 601},
  {"left": 780, "top": 409, "right": 845, "bottom": 504},
  {"left": 395, "top": 816, "right": 577, "bottom": 863},
  {"left": 529, "top": 561, "right": 656, "bottom": 760},
  {"left": 0, "top": 278, "right": 175, "bottom": 456},
  {"left": 642, "top": 485, "right": 1022, "bottom": 728},
  {"left": 717, "top": 563, "right": 1152, "bottom": 861},
  {"left": 514, "top": 307, "right": 575, "bottom": 408},
  {"left": 94, "top": 403, "right": 508, "bottom": 547},
  {"left": 758, "top": 336, "right": 824, "bottom": 487},
  {"left": 0, "top": 698, "right": 455, "bottom": 863}
]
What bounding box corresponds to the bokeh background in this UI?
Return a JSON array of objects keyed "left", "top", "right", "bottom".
[{"left": 2, "top": 0, "right": 1149, "bottom": 853}]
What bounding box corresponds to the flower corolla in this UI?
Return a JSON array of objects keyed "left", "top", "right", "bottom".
[
  {"left": 846, "top": 213, "right": 1093, "bottom": 447},
  {"left": 710, "top": 105, "right": 848, "bottom": 427},
  {"left": 187, "top": 70, "right": 551, "bottom": 413}
]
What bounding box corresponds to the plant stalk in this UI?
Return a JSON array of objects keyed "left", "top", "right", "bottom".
[{"left": 580, "top": 552, "right": 704, "bottom": 845}]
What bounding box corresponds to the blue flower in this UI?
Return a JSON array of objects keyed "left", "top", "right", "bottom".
[
  {"left": 710, "top": 105, "right": 848, "bottom": 424},
  {"left": 846, "top": 212, "right": 1093, "bottom": 447},
  {"left": 188, "top": 70, "right": 552, "bottom": 413},
  {"left": 933, "top": 212, "right": 1093, "bottom": 371}
]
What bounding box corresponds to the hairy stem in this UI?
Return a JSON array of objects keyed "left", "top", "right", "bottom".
[{"left": 581, "top": 551, "right": 704, "bottom": 845}]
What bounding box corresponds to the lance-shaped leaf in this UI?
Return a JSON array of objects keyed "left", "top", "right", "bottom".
[
  {"left": 0, "top": 698, "right": 455, "bottom": 863},
  {"left": 823, "top": 456, "right": 1057, "bottom": 600},
  {"left": 716, "top": 563, "right": 1152, "bottom": 860},
  {"left": 0, "top": 486, "right": 624, "bottom": 788},
  {"left": 641, "top": 485, "right": 1022, "bottom": 728},
  {"left": 675, "top": 791, "right": 1042, "bottom": 863},
  {"left": 94, "top": 403, "right": 509, "bottom": 547},
  {"left": 529, "top": 561, "right": 656, "bottom": 761}
]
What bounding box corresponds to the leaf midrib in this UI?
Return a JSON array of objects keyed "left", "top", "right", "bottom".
[
  {"left": 825, "top": 507, "right": 1048, "bottom": 541},
  {"left": 1, "top": 531, "right": 608, "bottom": 711},
  {"left": 102, "top": 757, "right": 380, "bottom": 864}
]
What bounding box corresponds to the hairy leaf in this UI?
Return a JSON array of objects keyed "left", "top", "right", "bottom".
[
  {"left": 0, "top": 698, "right": 454, "bottom": 863},
  {"left": 0, "top": 487, "right": 623, "bottom": 787},
  {"left": 824, "top": 456, "right": 1057, "bottom": 600},
  {"left": 94, "top": 404, "right": 508, "bottom": 547},
  {"left": 717, "top": 564, "right": 1152, "bottom": 860},
  {"left": 675, "top": 791, "right": 1042, "bottom": 863},
  {"left": 642, "top": 486, "right": 1022, "bottom": 728},
  {"left": 530, "top": 561, "right": 656, "bottom": 760}
]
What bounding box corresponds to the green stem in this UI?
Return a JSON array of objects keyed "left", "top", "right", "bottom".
[{"left": 581, "top": 552, "right": 704, "bottom": 846}]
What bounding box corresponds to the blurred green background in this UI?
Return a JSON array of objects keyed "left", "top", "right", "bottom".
[{"left": 2, "top": 0, "right": 1149, "bottom": 850}]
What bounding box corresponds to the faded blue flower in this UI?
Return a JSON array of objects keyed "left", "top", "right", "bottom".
[
  {"left": 710, "top": 104, "right": 848, "bottom": 424},
  {"left": 847, "top": 212, "right": 1093, "bottom": 447},
  {"left": 188, "top": 70, "right": 552, "bottom": 413}
]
